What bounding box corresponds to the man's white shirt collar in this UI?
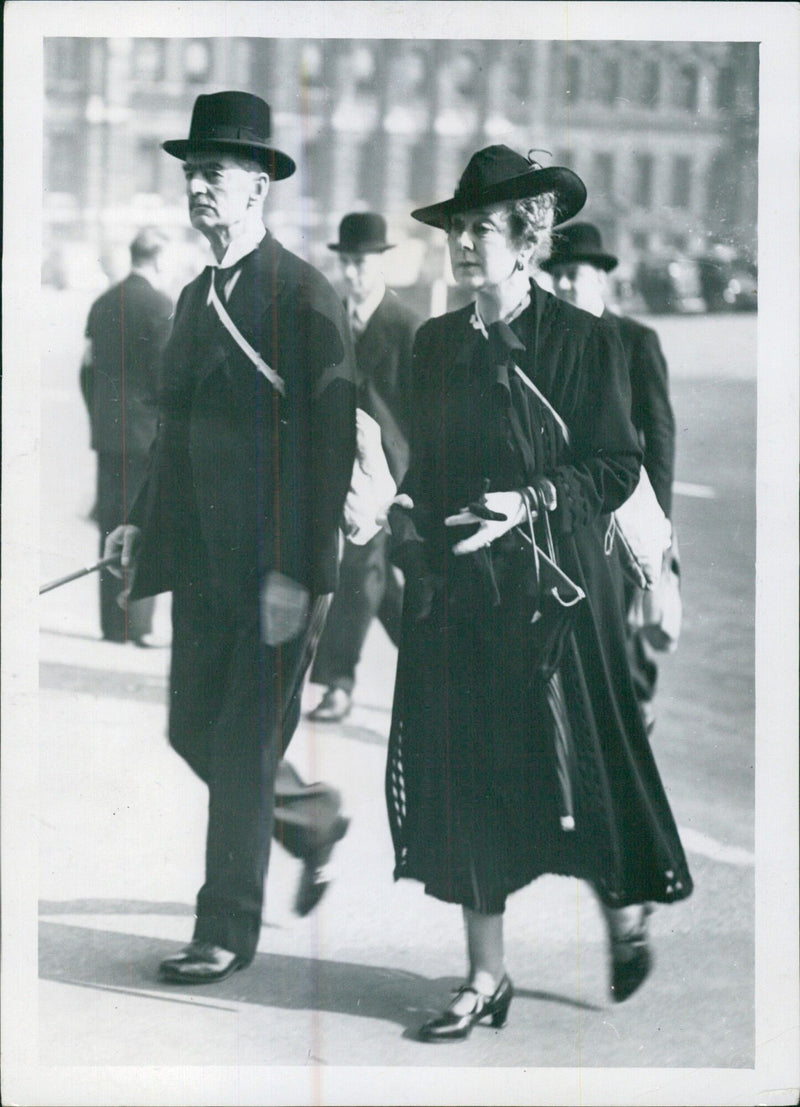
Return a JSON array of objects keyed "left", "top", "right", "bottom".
[
  {"left": 213, "top": 222, "right": 266, "bottom": 270},
  {"left": 208, "top": 223, "right": 266, "bottom": 302},
  {"left": 348, "top": 279, "right": 386, "bottom": 331}
]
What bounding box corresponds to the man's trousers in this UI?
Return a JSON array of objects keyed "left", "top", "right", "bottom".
[
  {"left": 310, "top": 528, "right": 403, "bottom": 694},
  {"left": 169, "top": 576, "right": 341, "bottom": 964}
]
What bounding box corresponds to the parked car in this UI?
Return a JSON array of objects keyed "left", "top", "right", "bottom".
[
  {"left": 696, "top": 256, "right": 757, "bottom": 312},
  {"left": 635, "top": 255, "right": 706, "bottom": 315}
]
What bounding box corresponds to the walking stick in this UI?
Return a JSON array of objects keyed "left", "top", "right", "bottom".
[{"left": 39, "top": 555, "right": 120, "bottom": 595}]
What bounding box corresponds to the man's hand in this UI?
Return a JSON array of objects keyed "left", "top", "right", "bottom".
[
  {"left": 445, "top": 490, "right": 527, "bottom": 556},
  {"left": 260, "top": 571, "right": 310, "bottom": 646},
  {"left": 103, "top": 525, "right": 142, "bottom": 580}
]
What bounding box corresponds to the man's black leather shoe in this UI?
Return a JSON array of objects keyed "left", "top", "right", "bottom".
[
  {"left": 294, "top": 815, "right": 350, "bottom": 916},
  {"left": 159, "top": 941, "right": 246, "bottom": 984}
]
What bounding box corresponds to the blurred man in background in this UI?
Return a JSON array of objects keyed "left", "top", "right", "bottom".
[
  {"left": 80, "top": 227, "right": 173, "bottom": 645},
  {"left": 308, "top": 213, "right": 420, "bottom": 723},
  {"left": 543, "top": 222, "right": 677, "bottom": 734}
]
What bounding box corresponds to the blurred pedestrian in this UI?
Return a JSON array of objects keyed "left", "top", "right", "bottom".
[
  {"left": 80, "top": 227, "right": 172, "bottom": 644},
  {"left": 542, "top": 222, "right": 677, "bottom": 733},
  {"left": 308, "top": 213, "right": 421, "bottom": 722},
  {"left": 386, "top": 146, "right": 692, "bottom": 1041},
  {"left": 105, "top": 91, "right": 357, "bottom": 983}
]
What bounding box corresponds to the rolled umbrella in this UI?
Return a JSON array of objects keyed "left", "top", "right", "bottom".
[
  {"left": 546, "top": 669, "right": 576, "bottom": 831},
  {"left": 39, "top": 554, "right": 120, "bottom": 595}
]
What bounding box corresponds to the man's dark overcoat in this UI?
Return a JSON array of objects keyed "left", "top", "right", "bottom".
[
  {"left": 353, "top": 287, "right": 420, "bottom": 484},
  {"left": 126, "top": 230, "right": 356, "bottom": 962},
  {"left": 130, "top": 230, "right": 356, "bottom": 600},
  {"left": 82, "top": 271, "right": 173, "bottom": 639},
  {"left": 82, "top": 271, "right": 173, "bottom": 457},
  {"left": 608, "top": 312, "right": 675, "bottom": 518},
  {"left": 311, "top": 288, "right": 421, "bottom": 689}
]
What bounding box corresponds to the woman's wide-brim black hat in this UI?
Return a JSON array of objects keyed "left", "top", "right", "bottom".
[
  {"left": 162, "top": 91, "right": 296, "bottom": 181},
  {"left": 411, "top": 144, "right": 586, "bottom": 230}
]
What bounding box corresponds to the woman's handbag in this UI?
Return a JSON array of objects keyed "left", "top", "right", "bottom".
[{"left": 605, "top": 467, "right": 672, "bottom": 590}]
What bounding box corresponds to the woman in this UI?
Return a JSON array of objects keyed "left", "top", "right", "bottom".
[{"left": 386, "top": 145, "right": 692, "bottom": 1042}]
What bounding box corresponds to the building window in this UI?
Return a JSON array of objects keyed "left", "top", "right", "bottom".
[
  {"left": 599, "top": 59, "right": 621, "bottom": 106},
  {"left": 716, "top": 65, "right": 736, "bottom": 111},
  {"left": 300, "top": 42, "right": 325, "bottom": 88},
  {"left": 452, "top": 49, "right": 480, "bottom": 99},
  {"left": 671, "top": 156, "right": 692, "bottom": 207},
  {"left": 400, "top": 48, "right": 428, "bottom": 97},
  {"left": 509, "top": 50, "right": 530, "bottom": 102},
  {"left": 46, "top": 38, "right": 80, "bottom": 81},
  {"left": 47, "top": 131, "right": 79, "bottom": 194},
  {"left": 566, "top": 53, "right": 581, "bottom": 101},
  {"left": 640, "top": 60, "right": 661, "bottom": 107},
  {"left": 674, "top": 64, "right": 699, "bottom": 111},
  {"left": 633, "top": 153, "right": 654, "bottom": 207},
  {"left": 133, "top": 39, "right": 165, "bottom": 82},
  {"left": 184, "top": 39, "right": 212, "bottom": 83},
  {"left": 592, "top": 152, "right": 615, "bottom": 197},
  {"left": 135, "top": 138, "right": 162, "bottom": 194}
]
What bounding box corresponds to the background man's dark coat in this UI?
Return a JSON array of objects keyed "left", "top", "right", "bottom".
[
  {"left": 608, "top": 312, "right": 675, "bottom": 518},
  {"left": 81, "top": 270, "right": 172, "bottom": 640},
  {"left": 311, "top": 287, "right": 420, "bottom": 693},
  {"left": 606, "top": 310, "right": 677, "bottom": 717}
]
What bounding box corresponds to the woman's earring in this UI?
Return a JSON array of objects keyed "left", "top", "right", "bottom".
[{"left": 515, "top": 258, "right": 525, "bottom": 272}]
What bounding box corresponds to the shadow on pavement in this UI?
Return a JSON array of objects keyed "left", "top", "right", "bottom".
[
  {"left": 40, "top": 919, "right": 598, "bottom": 1032},
  {"left": 40, "top": 898, "right": 195, "bottom": 917}
]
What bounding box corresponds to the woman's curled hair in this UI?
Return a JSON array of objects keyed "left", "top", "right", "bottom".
[{"left": 507, "top": 192, "right": 557, "bottom": 264}]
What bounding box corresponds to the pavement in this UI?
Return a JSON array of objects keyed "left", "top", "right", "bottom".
[{"left": 5, "top": 305, "right": 788, "bottom": 1104}]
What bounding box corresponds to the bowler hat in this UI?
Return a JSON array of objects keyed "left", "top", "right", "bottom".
[
  {"left": 328, "top": 213, "right": 395, "bottom": 253},
  {"left": 162, "top": 91, "right": 296, "bottom": 180},
  {"left": 541, "top": 222, "right": 618, "bottom": 272},
  {"left": 411, "top": 145, "right": 586, "bottom": 230}
]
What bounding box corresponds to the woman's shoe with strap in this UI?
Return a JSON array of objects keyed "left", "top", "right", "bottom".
[
  {"left": 609, "top": 904, "right": 654, "bottom": 1003},
  {"left": 417, "top": 974, "right": 513, "bottom": 1042}
]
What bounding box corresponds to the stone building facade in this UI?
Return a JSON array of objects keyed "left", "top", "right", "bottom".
[{"left": 43, "top": 37, "right": 758, "bottom": 299}]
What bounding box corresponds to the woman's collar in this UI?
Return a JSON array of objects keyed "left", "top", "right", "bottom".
[{"left": 470, "top": 286, "right": 532, "bottom": 339}]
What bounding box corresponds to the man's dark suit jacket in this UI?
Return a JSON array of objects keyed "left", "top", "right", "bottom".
[
  {"left": 354, "top": 288, "right": 420, "bottom": 485},
  {"left": 82, "top": 271, "right": 173, "bottom": 457},
  {"left": 607, "top": 312, "right": 675, "bottom": 518},
  {"left": 129, "top": 230, "right": 357, "bottom": 600}
]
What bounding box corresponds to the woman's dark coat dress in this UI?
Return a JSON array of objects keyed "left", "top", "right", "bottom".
[{"left": 386, "top": 280, "right": 693, "bottom": 915}]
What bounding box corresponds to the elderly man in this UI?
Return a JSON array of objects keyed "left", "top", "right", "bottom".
[
  {"left": 106, "top": 92, "right": 356, "bottom": 982},
  {"left": 80, "top": 227, "right": 173, "bottom": 645},
  {"left": 309, "top": 213, "right": 420, "bottom": 722},
  {"left": 542, "top": 222, "right": 677, "bottom": 733}
]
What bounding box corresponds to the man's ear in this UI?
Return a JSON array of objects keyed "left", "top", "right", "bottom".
[{"left": 251, "top": 172, "right": 270, "bottom": 207}]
